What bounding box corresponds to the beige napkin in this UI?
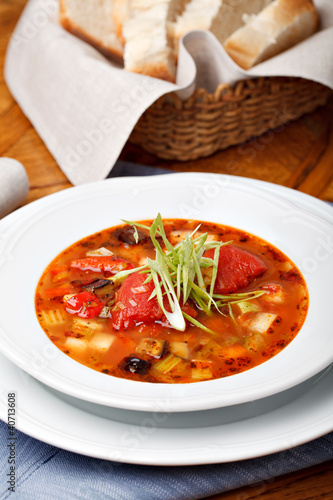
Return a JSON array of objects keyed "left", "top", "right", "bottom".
[
  {"left": 4, "top": 0, "right": 333, "bottom": 185},
  {"left": 0, "top": 158, "right": 29, "bottom": 219}
]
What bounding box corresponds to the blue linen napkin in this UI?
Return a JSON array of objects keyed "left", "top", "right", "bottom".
[
  {"left": 0, "top": 419, "right": 332, "bottom": 500},
  {"left": 107, "top": 161, "right": 174, "bottom": 178},
  {"left": 0, "top": 162, "right": 332, "bottom": 500}
]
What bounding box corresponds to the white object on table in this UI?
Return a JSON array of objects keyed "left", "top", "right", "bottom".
[{"left": 0, "top": 158, "right": 29, "bottom": 219}]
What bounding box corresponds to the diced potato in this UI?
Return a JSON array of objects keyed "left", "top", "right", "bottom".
[
  {"left": 136, "top": 338, "right": 166, "bottom": 359},
  {"left": 198, "top": 232, "right": 219, "bottom": 242},
  {"left": 261, "top": 284, "right": 285, "bottom": 304},
  {"left": 191, "top": 359, "right": 213, "bottom": 380},
  {"left": 244, "top": 333, "right": 265, "bottom": 351},
  {"left": 298, "top": 296, "right": 308, "bottom": 312},
  {"left": 169, "top": 341, "right": 189, "bottom": 360},
  {"left": 169, "top": 230, "right": 219, "bottom": 245},
  {"left": 168, "top": 230, "right": 192, "bottom": 244},
  {"left": 278, "top": 261, "right": 293, "bottom": 272},
  {"left": 222, "top": 344, "right": 248, "bottom": 358},
  {"left": 39, "top": 309, "right": 66, "bottom": 326},
  {"left": 224, "top": 336, "right": 240, "bottom": 346},
  {"left": 71, "top": 318, "right": 103, "bottom": 338},
  {"left": 65, "top": 337, "right": 88, "bottom": 354},
  {"left": 242, "top": 312, "right": 278, "bottom": 334},
  {"left": 197, "top": 339, "right": 224, "bottom": 359},
  {"left": 86, "top": 247, "right": 113, "bottom": 256},
  {"left": 237, "top": 300, "right": 261, "bottom": 314},
  {"left": 137, "top": 256, "right": 149, "bottom": 266},
  {"left": 89, "top": 332, "right": 116, "bottom": 351}
]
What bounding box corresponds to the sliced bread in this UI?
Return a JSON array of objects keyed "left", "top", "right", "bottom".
[
  {"left": 223, "top": 0, "right": 319, "bottom": 69},
  {"left": 59, "top": 0, "right": 124, "bottom": 61},
  {"left": 173, "top": 0, "right": 273, "bottom": 44},
  {"left": 112, "top": 0, "right": 131, "bottom": 45},
  {"left": 123, "top": 0, "right": 189, "bottom": 82}
]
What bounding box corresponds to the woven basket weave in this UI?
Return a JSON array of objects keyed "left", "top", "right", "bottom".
[{"left": 130, "top": 77, "right": 332, "bottom": 161}]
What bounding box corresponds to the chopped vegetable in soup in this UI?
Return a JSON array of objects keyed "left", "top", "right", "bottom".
[{"left": 35, "top": 215, "right": 308, "bottom": 384}]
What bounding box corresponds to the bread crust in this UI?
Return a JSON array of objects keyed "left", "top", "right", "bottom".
[
  {"left": 59, "top": 0, "right": 124, "bottom": 62},
  {"left": 127, "top": 61, "right": 176, "bottom": 83},
  {"left": 265, "top": 0, "right": 318, "bottom": 27},
  {"left": 123, "top": 0, "right": 184, "bottom": 82},
  {"left": 224, "top": 0, "right": 318, "bottom": 70},
  {"left": 59, "top": 0, "right": 319, "bottom": 80},
  {"left": 112, "top": 0, "right": 130, "bottom": 45}
]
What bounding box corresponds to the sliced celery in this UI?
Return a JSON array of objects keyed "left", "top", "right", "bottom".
[
  {"left": 244, "top": 333, "right": 265, "bottom": 351},
  {"left": 237, "top": 301, "right": 261, "bottom": 314},
  {"left": 190, "top": 359, "right": 213, "bottom": 380},
  {"left": 153, "top": 354, "right": 182, "bottom": 374}
]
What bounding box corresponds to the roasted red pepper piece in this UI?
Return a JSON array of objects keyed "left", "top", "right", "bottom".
[
  {"left": 111, "top": 272, "right": 163, "bottom": 330},
  {"left": 205, "top": 245, "right": 267, "bottom": 294},
  {"left": 64, "top": 291, "right": 105, "bottom": 318},
  {"left": 180, "top": 303, "right": 197, "bottom": 319},
  {"left": 111, "top": 272, "right": 197, "bottom": 331},
  {"left": 70, "top": 256, "right": 134, "bottom": 274}
]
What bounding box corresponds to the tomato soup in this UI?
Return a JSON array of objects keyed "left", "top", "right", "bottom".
[{"left": 35, "top": 218, "right": 308, "bottom": 383}]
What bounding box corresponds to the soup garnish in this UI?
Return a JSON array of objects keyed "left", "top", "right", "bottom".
[{"left": 35, "top": 215, "right": 308, "bottom": 383}]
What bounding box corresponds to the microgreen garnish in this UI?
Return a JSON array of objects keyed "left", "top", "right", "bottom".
[
  {"left": 112, "top": 214, "right": 264, "bottom": 333},
  {"left": 182, "top": 311, "right": 217, "bottom": 336}
]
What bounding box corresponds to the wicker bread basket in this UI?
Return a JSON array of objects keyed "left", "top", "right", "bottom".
[{"left": 130, "top": 77, "right": 332, "bottom": 161}]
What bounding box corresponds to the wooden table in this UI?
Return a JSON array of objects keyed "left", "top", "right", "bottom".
[{"left": 1, "top": 1, "right": 333, "bottom": 499}]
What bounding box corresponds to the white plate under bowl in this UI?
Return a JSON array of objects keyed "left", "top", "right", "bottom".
[
  {"left": 0, "top": 173, "right": 333, "bottom": 412},
  {"left": 0, "top": 352, "right": 332, "bottom": 465}
]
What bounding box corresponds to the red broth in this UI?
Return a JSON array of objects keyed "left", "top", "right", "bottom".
[{"left": 35, "top": 219, "right": 308, "bottom": 383}]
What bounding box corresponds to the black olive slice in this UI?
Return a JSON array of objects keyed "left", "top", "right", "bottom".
[
  {"left": 81, "top": 279, "right": 111, "bottom": 292},
  {"left": 121, "top": 356, "right": 151, "bottom": 375},
  {"left": 117, "top": 227, "right": 149, "bottom": 245}
]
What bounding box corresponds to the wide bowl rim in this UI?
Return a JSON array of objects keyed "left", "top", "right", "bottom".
[{"left": 0, "top": 173, "right": 332, "bottom": 412}]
